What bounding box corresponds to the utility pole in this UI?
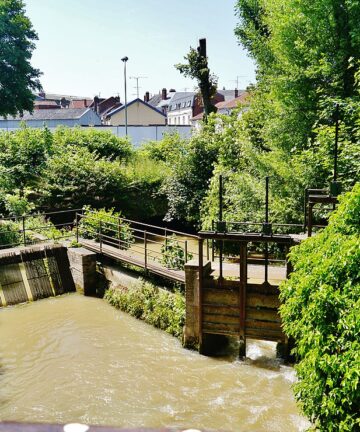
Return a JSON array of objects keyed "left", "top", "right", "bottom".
[
  {"left": 121, "top": 56, "right": 129, "bottom": 136},
  {"left": 130, "top": 76, "right": 148, "bottom": 98}
]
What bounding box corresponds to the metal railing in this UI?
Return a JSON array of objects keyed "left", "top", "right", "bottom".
[
  {"left": 76, "top": 211, "right": 203, "bottom": 272},
  {"left": 0, "top": 209, "right": 80, "bottom": 250}
]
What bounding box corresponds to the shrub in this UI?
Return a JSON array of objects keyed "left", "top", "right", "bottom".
[
  {"left": 0, "top": 221, "right": 22, "bottom": 248},
  {"left": 53, "top": 126, "right": 132, "bottom": 160},
  {"left": 105, "top": 280, "right": 185, "bottom": 339},
  {"left": 160, "top": 234, "right": 193, "bottom": 270},
  {"left": 79, "top": 206, "right": 134, "bottom": 249},
  {"left": 279, "top": 184, "right": 360, "bottom": 431}
]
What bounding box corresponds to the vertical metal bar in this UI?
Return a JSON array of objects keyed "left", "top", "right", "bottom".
[
  {"left": 118, "top": 217, "right": 121, "bottom": 249},
  {"left": 22, "top": 216, "right": 26, "bottom": 246},
  {"left": 265, "top": 176, "right": 269, "bottom": 223},
  {"left": 219, "top": 240, "right": 223, "bottom": 281},
  {"left": 303, "top": 189, "right": 308, "bottom": 232},
  {"left": 206, "top": 239, "right": 209, "bottom": 261},
  {"left": 99, "top": 220, "right": 103, "bottom": 253},
  {"left": 219, "top": 174, "right": 223, "bottom": 222},
  {"left": 308, "top": 202, "right": 314, "bottom": 237},
  {"left": 198, "top": 238, "right": 204, "bottom": 353},
  {"left": 264, "top": 242, "right": 269, "bottom": 284},
  {"left": 334, "top": 103, "right": 339, "bottom": 182},
  {"left": 211, "top": 220, "right": 215, "bottom": 261},
  {"left": 239, "top": 241, "right": 247, "bottom": 358},
  {"left": 184, "top": 240, "right": 188, "bottom": 264},
  {"left": 76, "top": 213, "right": 79, "bottom": 243},
  {"left": 144, "top": 230, "right": 147, "bottom": 269}
]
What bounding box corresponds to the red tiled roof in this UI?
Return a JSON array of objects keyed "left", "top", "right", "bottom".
[
  {"left": 69, "top": 99, "right": 93, "bottom": 109},
  {"left": 192, "top": 92, "right": 250, "bottom": 121}
]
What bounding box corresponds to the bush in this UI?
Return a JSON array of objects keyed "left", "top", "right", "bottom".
[
  {"left": 279, "top": 184, "right": 360, "bottom": 431},
  {"left": 53, "top": 126, "right": 132, "bottom": 160},
  {"left": 79, "top": 206, "right": 134, "bottom": 249},
  {"left": 160, "top": 234, "right": 193, "bottom": 270},
  {"left": 105, "top": 280, "right": 185, "bottom": 338},
  {"left": 0, "top": 221, "right": 22, "bottom": 248}
]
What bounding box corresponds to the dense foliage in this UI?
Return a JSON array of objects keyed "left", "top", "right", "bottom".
[
  {"left": 105, "top": 280, "right": 185, "bottom": 339},
  {"left": 79, "top": 206, "right": 134, "bottom": 249},
  {"left": 160, "top": 234, "right": 193, "bottom": 270},
  {"left": 280, "top": 184, "right": 360, "bottom": 431},
  {"left": 0, "top": 126, "right": 168, "bottom": 221},
  {"left": 0, "top": 0, "right": 42, "bottom": 116}
]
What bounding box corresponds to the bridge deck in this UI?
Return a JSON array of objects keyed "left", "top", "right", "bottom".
[{"left": 80, "top": 238, "right": 186, "bottom": 283}]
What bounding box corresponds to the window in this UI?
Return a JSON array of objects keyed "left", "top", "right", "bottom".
[
  {"left": 182, "top": 116, "right": 185, "bottom": 125},
  {"left": 187, "top": 100, "right": 191, "bottom": 107}
]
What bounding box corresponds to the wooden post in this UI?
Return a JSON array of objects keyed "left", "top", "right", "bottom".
[
  {"left": 239, "top": 241, "right": 247, "bottom": 359},
  {"left": 184, "top": 240, "right": 188, "bottom": 264},
  {"left": 22, "top": 216, "right": 26, "bottom": 246},
  {"left": 144, "top": 230, "right": 147, "bottom": 269},
  {"left": 198, "top": 238, "right": 204, "bottom": 353}
]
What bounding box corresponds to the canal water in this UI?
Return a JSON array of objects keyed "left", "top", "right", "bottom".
[{"left": 0, "top": 293, "right": 308, "bottom": 431}]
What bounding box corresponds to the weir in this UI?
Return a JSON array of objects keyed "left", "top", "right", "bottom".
[{"left": 0, "top": 245, "right": 75, "bottom": 306}]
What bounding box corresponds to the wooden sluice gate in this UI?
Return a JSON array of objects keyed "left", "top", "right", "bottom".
[
  {"left": 184, "top": 232, "right": 297, "bottom": 358},
  {"left": 0, "top": 245, "right": 75, "bottom": 307}
]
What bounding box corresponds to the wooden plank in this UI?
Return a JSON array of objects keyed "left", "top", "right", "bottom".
[
  {"left": 247, "top": 283, "right": 279, "bottom": 295},
  {"left": 246, "top": 293, "right": 280, "bottom": 309},
  {"left": 203, "top": 321, "right": 240, "bottom": 333},
  {"left": 203, "top": 304, "right": 239, "bottom": 316},
  {"left": 245, "top": 319, "right": 282, "bottom": 331},
  {"left": 0, "top": 263, "right": 28, "bottom": 305},
  {"left": 45, "top": 246, "right": 76, "bottom": 295},
  {"left": 203, "top": 313, "right": 240, "bottom": 325},
  {"left": 246, "top": 307, "right": 281, "bottom": 323},
  {"left": 20, "top": 250, "right": 53, "bottom": 301},
  {"left": 203, "top": 288, "right": 239, "bottom": 306}
]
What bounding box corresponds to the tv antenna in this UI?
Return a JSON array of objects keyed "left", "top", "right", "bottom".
[
  {"left": 230, "top": 75, "right": 247, "bottom": 89},
  {"left": 129, "top": 76, "right": 148, "bottom": 98}
]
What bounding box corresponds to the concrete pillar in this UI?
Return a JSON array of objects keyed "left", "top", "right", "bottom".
[
  {"left": 183, "top": 259, "right": 211, "bottom": 349},
  {"left": 67, "top": 247, "right": 97, "bottom": 296}
]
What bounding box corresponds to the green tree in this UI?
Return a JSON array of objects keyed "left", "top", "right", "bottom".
[
  {"left": 0, "top": 0, "right": 42, "bottom": 116},
  {"left": 176, "top": 39, "right": 218, "bottom": 120},
  {"left": 279, "top": 184, "right": 360, "bottom": 431}
]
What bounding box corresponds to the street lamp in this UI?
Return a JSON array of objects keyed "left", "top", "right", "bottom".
[{"left": 121, "top": 56, "right": 129, "bottom": 136}]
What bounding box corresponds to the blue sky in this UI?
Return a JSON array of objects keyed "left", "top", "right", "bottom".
[{"left": 25, "top": 0, "right": 256, "bottom": 99}]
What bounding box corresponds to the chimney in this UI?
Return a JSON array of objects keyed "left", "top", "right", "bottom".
[
  {"left": 144, "top": 91, "right": 150, "bottom": 102},
  {"left": 161, "top": 88, "right": 167, "bottom": 100},
  {"left": 83, "top": 98, "right": 88, "bottom": 108},
  {"left": 235, "top": 88, "right": 239, "bottom": 98},
  {"left": 114, "top": 95, "right": 120, "bottom": 103},
  {"left": 39, "top": 91, "right": 46, "bottom": 99},
  {"left": 93, "top": 96, "right": 99, "bottom": 114}
]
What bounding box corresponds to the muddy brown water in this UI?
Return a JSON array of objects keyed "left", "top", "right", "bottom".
[{"left": 0, "top": 293, "right": 308, "bottom": 431}]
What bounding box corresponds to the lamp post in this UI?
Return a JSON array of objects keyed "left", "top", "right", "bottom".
[{"left": 121, "top": 56, "right": 129, "bottom": 136}]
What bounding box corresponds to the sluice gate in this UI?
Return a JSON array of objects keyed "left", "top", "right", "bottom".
[{"left": 0, "top": 245, "right": 75, "bottom": 307}]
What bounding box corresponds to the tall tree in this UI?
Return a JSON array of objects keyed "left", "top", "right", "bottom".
[
  {"left": 0, "top": 0, "right": 42, "bottom": 116},
  {"left": 176, "top": 38, "right": 218, "bottom": 121}
]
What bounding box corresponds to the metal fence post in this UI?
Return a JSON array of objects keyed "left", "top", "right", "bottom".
[
  {"left": 206, "top": 239, "right": 209, "bottom": 261},
  {"left": 118, "top": 217, "right": 121, "bottom": 249},
  {"left": 99, "top": 220, "right": 103, "bottom": 253},
  {"left": 211, "top": 219, "right": 215, "bottom": 261},
  {"left": 22, "top": 216, "right": 26, "bottom": 246},
  {"left": 144, "top": 230, "right": 147, "bottom": 269},
  {"left": 76, "top": 213, "right": 79, "bottom": 243},
  {"left": 184, "top": 240, "right": 188, "bottom": 263}
]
